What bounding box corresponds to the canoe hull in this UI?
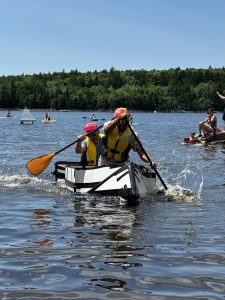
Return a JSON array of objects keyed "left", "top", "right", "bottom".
[{"left": 54, "top": 161, "right": 156, "bottom": 202}]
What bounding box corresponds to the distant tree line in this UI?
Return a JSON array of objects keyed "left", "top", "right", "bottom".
[{"left": 0, "top": 67, "right": 225, "bottom": 112}]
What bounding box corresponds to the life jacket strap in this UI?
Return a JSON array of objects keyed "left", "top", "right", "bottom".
[{"left": 109, "top": 148, "right": 120, "bottom": 154}]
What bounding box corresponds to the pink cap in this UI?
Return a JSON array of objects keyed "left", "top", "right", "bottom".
[{"left": 83, "top": 122, "right": 98, "bottom": 132}]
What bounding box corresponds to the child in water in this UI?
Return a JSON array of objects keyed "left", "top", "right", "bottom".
[{"left": 184, "top": 132, "right": 199, "bottom": 144}]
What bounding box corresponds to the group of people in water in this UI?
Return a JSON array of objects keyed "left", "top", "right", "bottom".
[
  {"left": 75, "top": 107, "right": 157, "bottom": 169},
  {"left": 184, "top": 91, "right": 225, "bottom": 145}
]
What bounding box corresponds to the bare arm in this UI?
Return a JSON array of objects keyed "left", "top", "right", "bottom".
[
  {"left": 75, "top": 136, "right": 87, "bottom": 153},
  {"left": 202, "top": 117, "right": 209, "bottom": 124},
  {"left": 216, "top": 91, "right": 225, "bottom": 100},
  {"left": 104, "top": 118, "right": 119, "bottom": 133},
  {"left": 104, "top": 113, "right": 128, "bottom": 133},
  {"left": 137, "top": 148, "right": 157, "bottom": 169}
]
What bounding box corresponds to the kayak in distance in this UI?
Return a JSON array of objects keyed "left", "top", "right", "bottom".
[
  {"left": 41, "top": 119, "right": 56, "bottom": 124},
  {"left": 0, "top": 110, "right": 16, "bottom": 119},
  {"left": 0, "top": 116, "right": 14, "bottom": 119}
]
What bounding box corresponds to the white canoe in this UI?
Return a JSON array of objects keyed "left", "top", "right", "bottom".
[{"left": 53, "top": 161, "right": 156, "bottom": 202}]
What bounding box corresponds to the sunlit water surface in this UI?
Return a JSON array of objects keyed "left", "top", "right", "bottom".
[{"left": 0, "top": 111, "right": 225, "bottom": 299}]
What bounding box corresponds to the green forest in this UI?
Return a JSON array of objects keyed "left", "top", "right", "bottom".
[{"left": 0, "top": 67, "right": 225, "bottom": 112}]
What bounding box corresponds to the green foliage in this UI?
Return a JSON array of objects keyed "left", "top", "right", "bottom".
[{"left": 0, "top": 67, "right": 225, "bottom": 111}]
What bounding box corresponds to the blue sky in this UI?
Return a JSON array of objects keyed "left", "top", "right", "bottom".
[{"left": 0, "top": 0, "right": 225, "bottom": 76}]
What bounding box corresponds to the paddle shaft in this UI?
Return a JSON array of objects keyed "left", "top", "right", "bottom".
[
  {"left": 126, "top": 120, "right": 168, "bottom": 190},
  {"left": 26, "top": 124, "right": 104, "bottom": 176},
  {"left": 55, "top": 124, "right": 104, "bottom": 155}
]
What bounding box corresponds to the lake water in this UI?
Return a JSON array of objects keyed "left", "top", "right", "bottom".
[{"left": 1, "top": 110, "right": 225, "bottom": 299}]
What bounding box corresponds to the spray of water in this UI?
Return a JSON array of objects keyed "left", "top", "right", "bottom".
[
  {"left": 160, "top": 166, "right": 204, "bottom": 202},
  {"left": 0, "top": 173, "right": 70, "bottom": 196}
]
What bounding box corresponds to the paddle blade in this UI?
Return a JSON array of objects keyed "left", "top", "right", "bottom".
[{"left": 26, "top": 153, "right": 55, "bottom": 176}]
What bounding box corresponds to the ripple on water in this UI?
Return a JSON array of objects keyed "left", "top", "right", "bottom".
[{"left": 1, "top": 112, "right": 225, "bottom": 299}]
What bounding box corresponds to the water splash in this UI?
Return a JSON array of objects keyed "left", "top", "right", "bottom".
[
  {"left": 164, "top": 183, "right": 196, "bottom": 202},
  {"left": 0, "top": 174, "right": 43, "bottom": 187},
  {"left": 0, "top": 173, "right": 70, "bottom": 196},
  {"left": 162, "top": 162, "right": 204, "bottom": 202}
]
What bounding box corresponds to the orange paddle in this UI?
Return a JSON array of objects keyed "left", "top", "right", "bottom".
[{"left": 26, "top": 124, "right": 103, "bottom": 176}]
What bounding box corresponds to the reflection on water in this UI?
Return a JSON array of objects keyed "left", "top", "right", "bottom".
[
  {"left": 31, "top": 209, "right": 52, "bottom": 227},
  {"left": 89, "top": 277, "right": 127, "bottom": 291}
]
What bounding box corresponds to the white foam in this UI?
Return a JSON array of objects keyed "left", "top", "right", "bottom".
[{"left": 0, "top": 174, "right": 43, "bottom": 187}]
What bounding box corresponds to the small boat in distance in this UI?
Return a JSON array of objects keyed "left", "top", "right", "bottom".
[
  {"left": 41, "top": 119, "right": 56, "bottom": 124},
  {"left": 19, "top": 108, "right": 36, "bottom": 124},
  {"left": 90, "top": 113, "right": 98, "bottom": 121},
  {"left": 42, "top": 112, "right": 56, "bottom": 123},
  {"left": 0, "top": 110, "right": 14, "bottom": 119}
]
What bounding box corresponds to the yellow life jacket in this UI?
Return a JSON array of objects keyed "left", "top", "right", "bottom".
[
  {"left": 85, "top": 134, "right": 104, "bottom": 165},
  {"left": 106, "top": 126, "right": 132, "bottom": 162}
]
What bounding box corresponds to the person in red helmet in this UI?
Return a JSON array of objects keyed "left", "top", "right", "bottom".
[
  {"left": 100, "top": 107, "right": 157, "bottom": 168},
  {"left": 75, "top": 122, "right": 106, "bottom": 165}
]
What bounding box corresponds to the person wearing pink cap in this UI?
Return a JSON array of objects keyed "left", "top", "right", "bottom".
[
  {"left": 100, "top": 107, "right": 157, "bottom": 168},
  {"left": 75, "top": 122, "right": 106, "bottom": 165}
]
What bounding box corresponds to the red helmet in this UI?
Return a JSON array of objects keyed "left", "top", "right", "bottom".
[
  {"left": 83, "top": 122, "right": 98, "bottom": 132},
  {"left": 114, "top": 107, "right": 129, "bottom": 119}
]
